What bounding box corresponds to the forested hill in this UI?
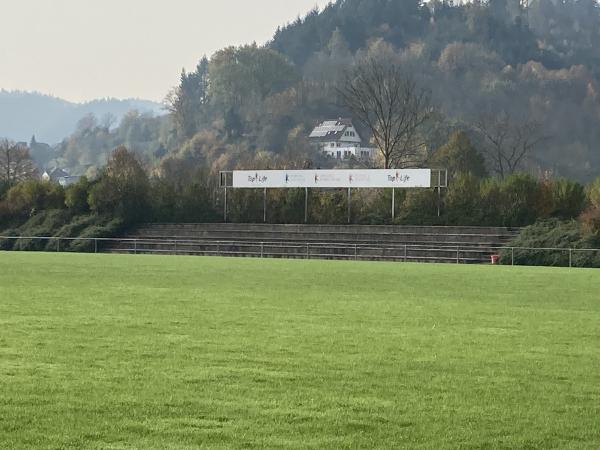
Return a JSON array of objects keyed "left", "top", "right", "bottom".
[
  {"left": 31, "top": 0, "right": 600, "bottom": 182},
  {"left": 267, "top": 0, "right": 600, "bottom": 180},
  {"left": 0, "top": 91, "right": 163, "bottom": 144},
  {"left": 272, "top": 0, "right": 600, "bottom": 75}
]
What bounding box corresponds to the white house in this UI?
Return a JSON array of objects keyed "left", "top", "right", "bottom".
[
  {"left": 41, "top": 168, "right": 81, "bottom": 187},
  {"left": 309, "top": 118, "right": 376, "bottom": 160}
]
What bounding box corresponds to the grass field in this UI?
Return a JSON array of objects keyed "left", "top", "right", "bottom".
[{"left": 1, "top": 253, "right": 599, "bottom": 449}]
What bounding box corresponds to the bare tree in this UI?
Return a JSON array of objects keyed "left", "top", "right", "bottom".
[
  {"left": 0, "top": 139, "right": 38, "bottom": 184},
  {"left": 100, "top": 113, "right": 117, "bottom": 132},
  {"left": 338, "top": 57, "right": 432, "bottom": 169},
  {"left": 474, "top": 112, "right": 545, "bottom": 178}
]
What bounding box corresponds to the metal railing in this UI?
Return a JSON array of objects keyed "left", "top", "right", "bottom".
[{"left": 0, "top": 235, "right": 599, "bottom": 268}]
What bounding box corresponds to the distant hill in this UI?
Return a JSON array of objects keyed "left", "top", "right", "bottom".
[{"left": 0, "top": 90, "right": 165, "bottom": 144}]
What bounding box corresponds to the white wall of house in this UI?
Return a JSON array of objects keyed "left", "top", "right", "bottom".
[
  {"left": 318, "top": 126, "right": 363, "bottom": 150},
  {"left": 322, "top": 146, "right": 377, "bottom": 160},
  {"left": 321, "top": 140, "right": 360, "bottom": 150}
]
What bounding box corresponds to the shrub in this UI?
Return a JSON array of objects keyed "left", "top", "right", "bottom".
[
  {"left": 69, "top": 218, "right": 125, "bottom": 253},
  {"left": 497, "top": 174, "right": 547, "bottom": 227},
  {"left": 549, "top": 178, "right": 587, "bottom": 219},
  {"left": 444, "top": 173, "right": 482, "bottom": 225},
  {"left": 587, "top": 176, "right": 600, "bottom": 209},
  {"left": 49, "top": 214, "right": 107, "bottom": 252},
  {"left": 264, "top": 189, "right": 307, "bottom": 224},
  {"left": 580, "top": 206, "right": 600, "bottom": 234},
  {"left": 499, "top": 219, "right": 600, "bottom": 267},
  {"left": 311, "top": 190, "right": 348, "bottom": 225},
  {"left": 65, "top": 177, "right": 91, "bottom": 214},
  {"left": 478, "top": 178, "right": 503, "bottom": 226},
  {"left": 280, "top": 189, "right": 308, "bottom": 224},
  {"left": 353, "top": 189, "right": 397, "bottom": 225},
  {"left": 1, "top": 180, "right": 65, "bottom": 221},
  {"left": 0, "top": 228, "right": 19, "bottom": 250},
  {"left": 0, "top": 181, "right": 11, "bottom": 200},
  {"left": 11, "top": 210, "right": 71, "bottom": 251},
  {"left": 54, "top": 214, "right": 100, "bottom": 237},
  {"left": 429, "top": 131, "right": 487, "bottom": 179},
  {"left": 227, "top": 189, "right": 265, "bottom": 223},
  {"left": 88, "top": 147, "right": 149, "bottom": 224},
  {"left": 0, "top": 202, "right": 13, "bottom": 228},
  {"left": 397, "top": 189, "right": 441, "bottom": 225}
]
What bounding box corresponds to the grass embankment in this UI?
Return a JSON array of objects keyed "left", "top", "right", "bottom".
[{"left": 1, "top": 253, "right": 599, "bottom": 449}]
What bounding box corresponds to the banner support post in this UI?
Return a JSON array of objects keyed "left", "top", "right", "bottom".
[
  {"left": 304, "top": 188, "right": 308, "bottom": 223},
  {"left": 392, "top": 188, "right": 395, "bottom": 221},
  {"left": 347, "top": 188, "right": 352, "bottom": 224},
  {"left": 437, "top": 170, "right": 442, "bottom": 218},
  {"left": 224, "top": 187, "right": 228, "bottom": 223},
  {"left": 263, "top": 188, "right": 267, "bottom": 223}
]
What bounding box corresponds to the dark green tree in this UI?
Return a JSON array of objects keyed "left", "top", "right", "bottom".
[
  {"left": 168, "top": 57, "right": 211, "bottom": 138},
  {"left": 88, "top": 146, "right": 150, "bottom": 224},
  {"left": 429, "top": 131, "right": 487, "bottom": 178}
]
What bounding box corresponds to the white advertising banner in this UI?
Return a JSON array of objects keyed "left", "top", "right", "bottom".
[{"left": 232, "top": 169, "right": 431, "bottom": 189}]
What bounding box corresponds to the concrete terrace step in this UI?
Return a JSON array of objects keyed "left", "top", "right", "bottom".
[
  {"left": 104, "top": 223, "right": 518, "bottom": 264},
  {"left": 107, "top": 240, "right": 501, "bottom": 253},
  {"left": 128, "top": 226, "right": 518, "bottom": 243},
  {"left": 123, "top": 233, "right": 515, "bottom": 246},
  {"left": 135, "top": 223, "right": 520, "bottom": 235},
  {"left": 113, "top": 238, "right": 510, "bottom": 250},
  {"left": 104, "top": 246, "right": 490, "bottom": 263}
]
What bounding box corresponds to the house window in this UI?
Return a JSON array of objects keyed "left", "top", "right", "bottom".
[
  {"left": 337, "top": 151, "right": 341, "bottom": 159},
  {"left": 337, "top": 142, "right": 341, "bottom": 147},
  {"left": 330, "top": 143, "right": 335, "bottom": 147}
]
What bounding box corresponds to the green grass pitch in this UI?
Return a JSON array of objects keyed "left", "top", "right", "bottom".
[{"left": 1, "top": 253, "right": 599, "bottom": 449}]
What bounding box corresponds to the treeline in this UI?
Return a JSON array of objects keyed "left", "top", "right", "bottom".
[
  {"left": 273, "top": 0, "right": 600, "bottom": 73},
  {"left": 2, "top": 145, "right": 600, "bottom": 253},
  {"left": 0, "top": 146, "right": 218, "bottom": 251}
]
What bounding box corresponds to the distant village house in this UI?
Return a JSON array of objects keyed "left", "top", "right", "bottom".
[{"left": 42, "top": 168, "right": 81, "bottom": 187}]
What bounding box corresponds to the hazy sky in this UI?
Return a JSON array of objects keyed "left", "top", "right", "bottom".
[{"left": 0, "top": 0, "right": 328, "bottom": 103}]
